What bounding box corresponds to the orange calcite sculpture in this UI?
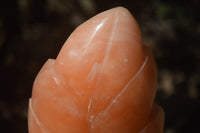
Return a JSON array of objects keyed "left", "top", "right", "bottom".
[{"left": 28, "top": 7, "right": 164, "bottom": 133}]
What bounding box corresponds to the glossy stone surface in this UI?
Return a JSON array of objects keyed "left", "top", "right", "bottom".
[{"left": 28, "top": 7, "right": 164, "bottom": 133}]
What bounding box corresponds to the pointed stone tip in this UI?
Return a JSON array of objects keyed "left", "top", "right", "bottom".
[
  {"left": 102, "top": 6, "right": 132, "bottom": 17},
  {"left": 55, "top": 6, "right": 144, "bottom": 79},
  {"left": 100, "top": 6, "right": 142, "bottom": 44},
  {"left": 98, "top": 6, "right": 139, "bottom": 34},
  {"left": 110, "top": 6, "right": 130, "bottom": 13}
]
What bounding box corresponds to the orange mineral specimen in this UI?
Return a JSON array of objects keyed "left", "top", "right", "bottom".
[{"left": 28, "top": 7, "right": 164, "bottom": 133}]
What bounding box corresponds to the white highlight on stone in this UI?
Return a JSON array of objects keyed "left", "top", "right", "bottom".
[
  {"left": 53, "top": 76, "right": 60, "bottom": 86},
  {"left": 69, "top": 50, "right": 78, "bottom": 57},
  {"left": 90, "top": 115, "right": 94, "bottom": 123},
  {"left": 88, "top": 98, "right": 92, "bottom": 113},
  {"left": 60, "top": 62, "right": 64, "bottom": 65}
]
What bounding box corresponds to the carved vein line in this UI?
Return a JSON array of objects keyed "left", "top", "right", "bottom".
[
  {"left": 95, "top": 56, "right": 149, "bottom": 122},
  {"left": 29, "top": 98, "right": 50, "bottom": 133},
  {"left": 81, "top": 17, "right": 109, "bottom": 57},
  {"left": 92, "top": 13, "right": 119, "bottom": 126}
]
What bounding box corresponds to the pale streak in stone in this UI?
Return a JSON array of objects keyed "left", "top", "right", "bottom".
[
  {"left": 53, "top": 76, "right": 60, "bottom": 86},
  {"left": 86, "top": 62, "right": 101, "bottom": 85},
  {"left": 87, "top": 97, "right": 93, "bottom": 123},
  {"left": 139, "top": 124, "right": 148, "bottom": 133},
  {"left": 87, "top": 98, "right": 95, "bottom": 129}
]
